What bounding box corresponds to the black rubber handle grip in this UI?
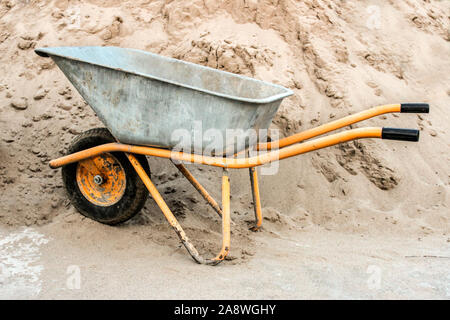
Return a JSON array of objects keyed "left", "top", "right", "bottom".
[
  {"left": 401, "top": 103, "right": 429, "bottom": 113},
  {"left": 382, "top": 128, "right": 419, "bottom": 142}
]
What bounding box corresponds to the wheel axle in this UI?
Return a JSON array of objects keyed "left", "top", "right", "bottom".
[{"left": 93, "top": 175, "right": 103, "bottom": 185}]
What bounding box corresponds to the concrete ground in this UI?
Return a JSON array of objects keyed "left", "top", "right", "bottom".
[{"left": 1, "top": 223, "right": 448, "bottom": 299}]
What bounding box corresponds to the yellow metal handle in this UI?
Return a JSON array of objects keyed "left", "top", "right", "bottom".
[
  {"left": 257, "top": 104, "right": 401, "bottom": 150},
  {"left": 50, "top": 127, "right": 384, "bottom": 169}
]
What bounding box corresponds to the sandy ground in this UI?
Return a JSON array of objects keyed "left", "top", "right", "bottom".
[
  {"left": 0, "top": 0, "right": 449, "bottom": 299},
  {"left": 1, "top": 223, "right": 449, "bottom": 299},
  {"left": 1, "top": 158, "right": 449, "bottom": 299}
]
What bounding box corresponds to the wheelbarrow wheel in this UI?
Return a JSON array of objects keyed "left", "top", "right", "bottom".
[{"left": 62, "top": 128, "right": 150, "bottom": 225}]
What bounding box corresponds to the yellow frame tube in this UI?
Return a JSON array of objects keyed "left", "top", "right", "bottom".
[
  {"left": 126, "top": 153, "right": 231, "bottom": 265},
  {"left": 49, "top": 127, "right": 383, "bottom": 169},
  {"left": 172, "top": 161, "right": 236, "bottom": 226},
  {"left": 172, "top": 161, "right": 223, "bottom": 217},
  {"left": 249, "top": 167, "right": 263, "bottom": 231},
  {"left": 257, "top": 104, "right": 400, "bottom": 150}
]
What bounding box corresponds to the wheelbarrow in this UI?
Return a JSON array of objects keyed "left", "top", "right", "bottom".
[{"left": 35, "top": 46, "right": 429, "bottom": 265}]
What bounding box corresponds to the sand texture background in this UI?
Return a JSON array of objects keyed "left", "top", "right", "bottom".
[{"left": 0, "top": 0, "right": 449, "bottom": 299}]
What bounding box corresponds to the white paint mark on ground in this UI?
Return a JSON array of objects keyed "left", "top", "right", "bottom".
[{"left": 0, "top": 227, "right": 49, "bottom": 299}]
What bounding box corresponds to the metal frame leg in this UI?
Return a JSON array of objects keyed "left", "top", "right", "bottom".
[
  {"left": 249, "top": 167, "right": 263, "bottom": 231},
  {"left": 127, "top": 153, "right": 231, "bottom": 265},
  {"left": 172, "top": 161, "right": 223, "bottom": 217},
  {"left": 172, "top": 161, "right": 236, "bottom": 226}
]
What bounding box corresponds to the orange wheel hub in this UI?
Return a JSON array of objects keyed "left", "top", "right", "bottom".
[{"left": 76, "top": 153, "right": 126, "bottom": 206}]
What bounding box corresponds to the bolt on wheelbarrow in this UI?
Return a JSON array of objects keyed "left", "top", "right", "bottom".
[{"left": 35, "top": 46, "right": 429, "bottom": 265}]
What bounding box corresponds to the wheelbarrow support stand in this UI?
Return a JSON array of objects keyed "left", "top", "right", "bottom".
[
  {"left": 127, "top": 153, "right": 231, "bottom": 265},
  {"left": 249, "top": 167, "right": 263, "bottom": 231}
]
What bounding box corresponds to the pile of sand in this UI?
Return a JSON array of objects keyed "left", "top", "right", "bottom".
[{"left": 0, "top": 0, "right": 449, "bottom": 255}]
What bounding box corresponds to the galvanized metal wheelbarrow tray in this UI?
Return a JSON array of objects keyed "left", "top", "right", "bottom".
[{"left": 35, "top": 46, "right": 429, "bottom": 265}]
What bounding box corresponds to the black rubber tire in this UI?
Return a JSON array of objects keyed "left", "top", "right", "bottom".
[{"left": 62, "top": 128, "right": 150, "bottom": 225}]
